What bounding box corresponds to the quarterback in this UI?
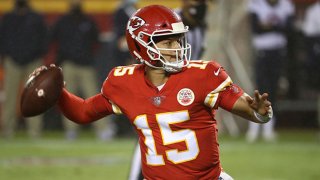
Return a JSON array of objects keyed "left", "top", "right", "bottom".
[{"left": 51, "top": 5, "right": 273, "bottom": 180}]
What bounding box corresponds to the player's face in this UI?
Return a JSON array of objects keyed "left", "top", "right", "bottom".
[{"left": 154, "top": 35, "right": 182, "bottom": 63}]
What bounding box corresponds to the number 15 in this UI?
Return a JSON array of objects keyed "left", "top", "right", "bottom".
[{"left": 133, "top": 110, "right": 199, "bottom": 166}]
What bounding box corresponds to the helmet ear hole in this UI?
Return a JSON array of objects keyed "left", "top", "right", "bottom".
[{"left": 161, "top": 23, "right": 168, "bottom": 28}]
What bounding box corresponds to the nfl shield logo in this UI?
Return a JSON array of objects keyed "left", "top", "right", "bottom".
[
  {"left": 151, "top": 96, "right": 165, "bottom": 107},
  {"left": 153, "top": 96, "right": 162, "bottom": 106}
]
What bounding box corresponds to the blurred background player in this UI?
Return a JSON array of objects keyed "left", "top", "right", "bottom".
[
  {"left": 0, "top": 0, "right": 47, "bottom": 139},
  {"left": 177, "top": 0, "right": 208, "bottom": 60},
  {"left": 95, "top": 0, "right": 138, "bottom": 88},
  {"left": 128, "top": 1, "right": 210, "bottom": 179},
  {"left": 50, "top": 0, "right": 114, "bottom": 141},
  {"left": 113, "top": 0, "right": 138, "bottom": 67},
  {"left": 301, "top": 0, "right": 320, "bottom": 93},
  {"left": 301, "top": 0, "right": 320, "bottom": 139},
  {"left": 246, "top": 0, "right": 295, "bottom": 142}
]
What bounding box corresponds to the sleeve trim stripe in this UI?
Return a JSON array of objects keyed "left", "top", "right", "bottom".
[
  {"left": 204, "top": 76, "right": 233, "bottom": 108},
  {"left": 205, "top": 93, "right": 219, "bottom": 108},
  {"left": 110, "top": 101, "right": 123, "bottom": 115},
  {"left": 213, "top": 76, "right": 233, "bottom": 94}
]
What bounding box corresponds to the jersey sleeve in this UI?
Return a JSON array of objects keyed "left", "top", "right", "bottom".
[
  {"left": 58, "top": 88, "right": 113, "bottom": 124},
  {"left": 101, "top": 75, "right": 123, "bottom": 115},
  {"left": 101, "top": 65, "right": 140, "bottom": 115},
  {"left": 218, "top": 84, "right": 243, "bottom": 111},
  {"left": 203, "top": 61, "right": 243, "bottom": 111}
]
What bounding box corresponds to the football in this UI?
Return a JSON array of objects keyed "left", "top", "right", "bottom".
[{"left": 20, "top": 66, "right": 64, "bottom": 117}]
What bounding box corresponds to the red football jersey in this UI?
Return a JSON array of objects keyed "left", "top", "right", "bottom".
[{"left": 101, "top": 60, "right": 243, "bottom": 180}]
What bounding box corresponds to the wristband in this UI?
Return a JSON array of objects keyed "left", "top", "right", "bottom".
[{"left": 253, "top": 107, "right": 273, "bottom": 123}]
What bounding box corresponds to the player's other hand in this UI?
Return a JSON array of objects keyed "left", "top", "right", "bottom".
[{"left": 245, "top": 90, "right": 272, "bottom": 116}]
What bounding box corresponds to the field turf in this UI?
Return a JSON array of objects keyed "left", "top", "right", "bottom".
[{"left": 0, "top": 130, "right": 319, "bottom": 180}]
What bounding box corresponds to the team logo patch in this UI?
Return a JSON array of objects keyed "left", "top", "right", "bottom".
[
  {"left": 177, "top": 88, "right": 195, "bottom": 106},
  {"left": 127, "top": 16, "right": 145, "bottom": 35}
]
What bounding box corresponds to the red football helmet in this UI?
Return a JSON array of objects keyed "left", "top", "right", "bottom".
[{"left": 126, "top": 5, "right": 191, "bottom": 73}]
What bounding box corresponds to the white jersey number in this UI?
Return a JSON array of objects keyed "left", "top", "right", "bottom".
[{"left": 133, "top": 110, "right": 199, "bottom": 166}]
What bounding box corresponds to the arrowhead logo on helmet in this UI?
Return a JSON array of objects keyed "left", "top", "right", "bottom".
[{"left": 127, "top": 16, "right": 145, "bottom": 37}]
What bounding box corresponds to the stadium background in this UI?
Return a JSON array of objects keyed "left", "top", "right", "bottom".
[
  {"left": 0, "top": 0, "right": 318, "bottom": 132},
  {"left": 0, "top": 1, "right": 319, "bottom": 179}
]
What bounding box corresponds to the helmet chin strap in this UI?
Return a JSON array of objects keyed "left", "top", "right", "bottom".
[
  {"left": 164, "top": 66, "right": 182, "bottom": 73},
  {"left": 143, "top": 59, "right": 183, "bottom": 73},
  {"left": 163, "top": 61, "right": 184, "bottom": 73}
]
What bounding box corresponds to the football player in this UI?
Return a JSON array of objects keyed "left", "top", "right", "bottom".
[
  {"left": 37, "top": 5, "right": 273, "bottom": 179},
  {"left": 128, "top": 1, "right": 210, "bottom": 179}
]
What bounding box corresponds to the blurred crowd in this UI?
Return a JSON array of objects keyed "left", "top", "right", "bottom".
[{"left": 0, "top": 0, "right": 319, "bottom": 142}]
